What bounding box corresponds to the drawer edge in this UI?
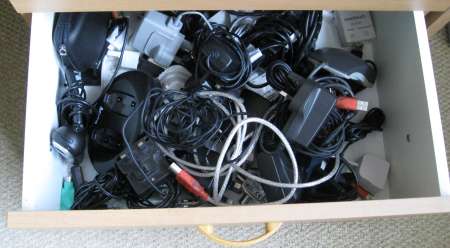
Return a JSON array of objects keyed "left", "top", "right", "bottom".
[
  {"left": 413, "top": 11, "right": 450, "bottom": 196},
  {"left": 7, "top": 197, "right": 450, "bottom": 229},
  {"left": 10, "top": 0, "right": 450, "bottom": 13}
]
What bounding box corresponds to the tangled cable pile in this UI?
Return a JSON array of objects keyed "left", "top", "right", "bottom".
[{"left": 68, "top": 10, "right": 383, "bottom": 209}]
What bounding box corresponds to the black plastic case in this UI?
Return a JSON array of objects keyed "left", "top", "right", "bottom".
[
  {"left": 89, "top": 71, "right": 158, "bottom": 174},
  {"left": 53, "top": 12, "right": 112, "bottom": 85}
]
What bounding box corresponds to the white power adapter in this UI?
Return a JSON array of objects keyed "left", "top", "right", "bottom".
[
  {"left": 357, "top": 154, "right": 390, "bottom": 195},
  {"left": 335, "top": 11, "right": 376, "bottom": 46}
]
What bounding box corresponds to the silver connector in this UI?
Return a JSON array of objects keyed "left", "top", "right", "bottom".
[{"left": 169, "top": 162, "right": 182, "bottom": 174}]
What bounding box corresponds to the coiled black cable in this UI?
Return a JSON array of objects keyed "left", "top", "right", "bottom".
[
  {"left": 244, "top": 11, "right": 322, "bottom": 68},
  {"left": 125, "top": 180, "right": 179, "bottom": 209},
  {"left": 193, "top": 25, "right": 252, "bottom": 90},
  {"left": 57, "top": 80, "right": 92, "bottom": 133},
  {"left": 291, "top": 11, "right": 322, "bottom": 67},
  {"left": 265, "top": 60, "right": 299, "bottom": 95},
  {"left": 141, "top": 89, "right": 227, "bottom": 151},
  {"left": 72, "top": 166, "right": 178, "bottom": 210},
  {"left": 71, "top": 168, "right": 121, "bottom": 209},
  {"left": 345, "top": 108, "right": 385, "bottom": 145},
  {"left": 245, "top": 15, "right": 299, "bottom": 66},
  {"left": 246, "top": 60, "right": 300, "bottom": 96}
]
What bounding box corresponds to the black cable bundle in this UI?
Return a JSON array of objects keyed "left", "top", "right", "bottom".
[
  {"left": 244, "top": 11, "right": 322, "bottom": 68},
  {"left": 192, "top": 25, "right": 252, "bottom": 90},
  {"left": 141, "top": 89, "right": 227, "bottom": 151},
  {"left": 258, "top": 97, "right": 290, "bottom": 153},
  {"left": 296, "top": 76, "right": 355, "bottom": 158},
  {"left": 246, "top": 60, "right": 300, "bottom": 96},
  {"left": 71, "top": 168, "right": 122, "bottom": 209},
  {"left": 57, "top": 18, "right": 131, "bottom": 133},
  {"left": 125, "top": 180, "right": 179, "bottom": 209},
  {"left": 72, "top": 166, "right": 178, "bottom": 210},
  {"left": 288, "top": 11, "right": 322, "bottom": 67},
  {"left": 346, "top": 108, "right": 385, "bottom": 145},
  {"left": 245, "top": 15, "right": 299, "bottom": 66},
  {"left": 57, "top": 80, "right": 92, "bottom": 133},
  {"left": 265, "top": 60, "right": 299, "bottom": 95}
]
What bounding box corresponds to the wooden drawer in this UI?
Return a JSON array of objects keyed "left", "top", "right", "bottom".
[
  {"left": 7, "top": 0, "right": 450, "bottom": 13},
  {"left": 7, "top": 10, "right": 450, "bottom": 236}
]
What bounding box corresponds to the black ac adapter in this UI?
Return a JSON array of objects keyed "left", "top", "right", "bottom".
[{"left": 283, "top": 72, "right": 336, "bottom": 147}]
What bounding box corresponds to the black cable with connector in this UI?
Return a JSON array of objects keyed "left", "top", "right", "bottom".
[
  {"left": 244, "top": 11, "right": 322, "bottom": 68},
  {"left": 57, "top": 79, "right": 92, "bottom": 133},
  {"left": 141, "top": 89, "right": 228, "bottom": 151},
  {"left": 193, "top": 25, "right": 252, "bottom": 90},
  {"left": 71, "top": 168, "right": 122, "bottom": 209},
  {"left": 346, "top": 108, "right": 385, "bottom": 144},
  {"left": 265, "top": 60, "right": 299, "bottom": 95}
]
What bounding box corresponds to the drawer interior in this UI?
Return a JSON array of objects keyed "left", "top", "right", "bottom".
[{"left": 22, "top": 11, "right": 450, "bottom": 211}]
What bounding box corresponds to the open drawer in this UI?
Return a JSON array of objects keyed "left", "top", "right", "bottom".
[
  {"left": 7, "top": 10, "right": 450, "bottom": 237},
  {"left": 7, "top": 0, "right": 450, "bottom": 12}
]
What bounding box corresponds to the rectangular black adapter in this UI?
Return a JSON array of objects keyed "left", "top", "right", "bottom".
[
  {"left": 116, "top": 136, "right": 171, "bottom": 198},
  {"left": 283, "top": 72, "right": 336, "bottom": 147}
]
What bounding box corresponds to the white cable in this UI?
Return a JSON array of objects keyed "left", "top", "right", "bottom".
[
  {"left": 212, "top": 117, "right": 299, "bottom": 205},
  {"left": 152, "top": 92, "right": 340, "bottom": 204},
  {"left": 210, "top": 117, "right": 342, "bottom": 205},
  {"left": 197, "top": 90, "right": 248, "bottom": 162},
  {"left": 232, "top": 155, "right": 340, "bottom": 189},
  {"left": 176, "top": 11, "right": 214, "bottom": 31}
]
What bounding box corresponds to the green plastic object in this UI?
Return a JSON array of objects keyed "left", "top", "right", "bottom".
[{"left": 60, "top": 179, "right": 75, "bottom": 210}]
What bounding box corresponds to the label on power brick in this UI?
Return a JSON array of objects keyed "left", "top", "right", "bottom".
[{"left": 335, "top": 11, "right": 376, "bottom": 45}]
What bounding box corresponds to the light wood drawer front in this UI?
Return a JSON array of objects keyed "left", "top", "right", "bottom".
[
  {"left": 7, "top": 197, "right": 450, "bottom": 229},
  {"left": 9, "top": 0, "right": 450, "bottom": 13}
]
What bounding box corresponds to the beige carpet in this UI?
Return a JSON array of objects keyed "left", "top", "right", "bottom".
[{"left": 1, "top": 1, "right": 450, "bottom": 247}]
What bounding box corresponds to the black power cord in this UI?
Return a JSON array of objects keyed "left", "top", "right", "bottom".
[
  {"left": 244, "top": 11, "right": 322, "bottom": 68},
  {"left": 71, "top": 168, "right": 122, "bottom": 209},
  {"left": 346, "top": 108, "right": 385, "bottom": 144},
  {"left": 141, "top": 89, "right": 227, "bottom": 151},
  {"left": 58, "top": 17, "right": 129, "bottom": 135},
  {"left": 335, "top": 108, "right": 386, "bottom": 189},
  {"left": 265, "top": 60, "right": 299, "bottom": 95},
  {"left": 245, "top": 15, "right": 299, "bottom": 66},
  {"left": 125, "top": 180, "right": 179, "bottom": 209},
  {"left": 246, "top": 60, "right": 299, "bottom": 96},
  {"left": 290, "top": 11, "right": 322, "bottom": 68},
  {"left": 72, "top": 166, "right": 178, "bottom": 210},
  {"left": 57, "top": 79, "right": 92, "bottom": 133},
  {"left": 193, "top": 25, "right": 252, "bottom": 90},
  {"left": 258, "top": 96, "right": 290, "bottom": 153}
]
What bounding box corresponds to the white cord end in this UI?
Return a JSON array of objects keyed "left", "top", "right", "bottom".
[{"left": 169, "top": 162, "right": 182, "bottom": 174}]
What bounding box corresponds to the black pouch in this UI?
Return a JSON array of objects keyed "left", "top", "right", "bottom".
[{"left": 53, "top": 12, "right": 112, "bottom": 85}]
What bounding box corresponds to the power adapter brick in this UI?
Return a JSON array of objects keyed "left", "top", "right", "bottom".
[
  {"left": 334, "top": 11, "right": 376, "bottom": 45},
  {"left": 357, "top": 154, "right": 390, "bottom": 195},
  {"left": 132, "top": 11, "right": 185, "bottom": 67}
]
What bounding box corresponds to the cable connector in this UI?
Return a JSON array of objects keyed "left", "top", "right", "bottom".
[
  {"left": 169, "top": 163, "right": 209, "bottom": 201},
  {"left": 336, "top": 96, "right": 368, "bottom": 111}
]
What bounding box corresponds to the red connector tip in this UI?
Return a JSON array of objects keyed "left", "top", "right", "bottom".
[
  {"left": 169, "top": 163, "right": 209, "bottom": 201},
  {"left": 336, "top": 97, "right": 368, "bottom": 111}
]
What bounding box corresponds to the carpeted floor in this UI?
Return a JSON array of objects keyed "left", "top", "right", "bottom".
[{"left": 1, "top": 1, "right": 450, "bottom": 247}]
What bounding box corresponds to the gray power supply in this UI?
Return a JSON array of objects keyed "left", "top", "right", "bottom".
[{"left": 132, "top": 11, "right": 185, "bottom": 67}]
